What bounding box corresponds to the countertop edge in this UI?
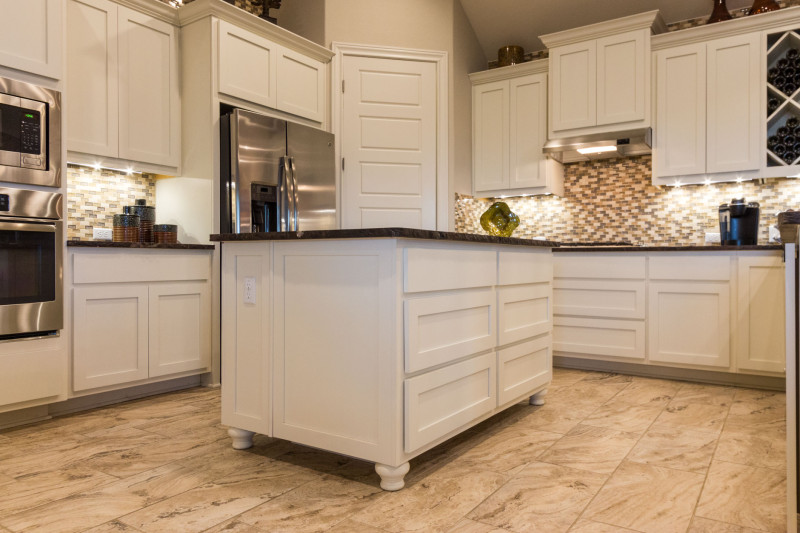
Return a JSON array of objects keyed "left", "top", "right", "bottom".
[
  {"left": 67, "top": 240, "right": 215, "bottom": 250},
  {"left": 553, "top": 244, "right": 784, "bottom": 252}
]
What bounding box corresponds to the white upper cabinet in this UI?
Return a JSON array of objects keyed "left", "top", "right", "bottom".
[
  {"left": 0, "top": 0, "right": 62, "bottom": 79},
  {"left": 218, "top": 20, "right": 326, "bottom": 123},
  {"left": 541, "top": 11, "right": 665, "bottom": 139},
  {"left": 471, "top": 61, "right": 563, "bottom": 197},
  {"left": 654, "top": 33, "right": 760, "bottom": 183},
  {"left": 66, "top": 0, "right": 180, "bottom": 171}
]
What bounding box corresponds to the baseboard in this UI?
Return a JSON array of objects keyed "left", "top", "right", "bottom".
[{"left": 554, "top": 356, "right": 786, "bottom": 391}]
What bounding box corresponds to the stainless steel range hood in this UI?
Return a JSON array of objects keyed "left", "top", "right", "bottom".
[{"left": 543, "top": 128, "right": 652, "bottom": 164}]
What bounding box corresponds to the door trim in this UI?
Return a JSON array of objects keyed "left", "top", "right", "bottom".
[{"left": 331, "top": 42, "right": 449, "bottom": 231}]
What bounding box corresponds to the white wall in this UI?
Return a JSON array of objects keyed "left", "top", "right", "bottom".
[{"left": 277, "top": 0, "right": 325, "bottom": 46}]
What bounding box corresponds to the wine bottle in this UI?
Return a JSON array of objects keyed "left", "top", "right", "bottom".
[{"left": 774, "top": 143, "right": 787, "bottom": 156}]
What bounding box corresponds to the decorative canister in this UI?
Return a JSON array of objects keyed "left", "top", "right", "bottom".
[
  {"left": 748, "top": 0, "right": 779, "bottom": 15},
  {"left": 498, "top": 45, "right": 524, "bottom": 67},
  {"left": 127, "top": 199, "right": 155, "bottom": 243},
  {"left": 153, "top": 224, "right": 178, "bottom": 244},
  {"left": 113, "top": 213, "right": 140, "bottom": 243}
]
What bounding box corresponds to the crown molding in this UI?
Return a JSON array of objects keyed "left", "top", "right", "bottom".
[
  {"left": 540, "top": 10, "right": 666, "bottom": 49},
  {"left": 469, "top": 59, "right": 547, "bottom": 84},
  {"left": 178, "top": 0, "right": 333, "bottom": 62},
  {"left": 652, "top": 6, "right": 800, "bottom": 50},
  {"left": 115, "top": 0, "right": 179, "bottom": 24}
]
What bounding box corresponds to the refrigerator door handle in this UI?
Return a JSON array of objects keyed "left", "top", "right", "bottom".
[
  {"left": 290, "top": 157, "right": 299, "bottom": 231},
  {"left": 279, "top": 156, "right": 288, "bottom": 231}
]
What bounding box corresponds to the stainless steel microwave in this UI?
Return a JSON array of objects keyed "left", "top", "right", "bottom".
[{"left": 0, "top": 76, "right": 61, "bottom": 188}]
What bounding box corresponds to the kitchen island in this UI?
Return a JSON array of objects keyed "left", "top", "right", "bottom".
[{"left": 212, "top": 229, "right": 556, "bottom": 490}]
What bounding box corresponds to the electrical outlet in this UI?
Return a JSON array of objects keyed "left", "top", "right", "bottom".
[
  {"left": 93, "top": 227, "right": 112, "bottom": 240},
  {"left": 244, "top": 277, "right": 256, "bottom": 304},
  {"left": 704, "top": 232, "right": 721, "bottom": 244}
]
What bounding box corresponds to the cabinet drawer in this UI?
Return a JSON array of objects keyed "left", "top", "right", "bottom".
[
  {"left": 554, "top": 279, "right": 645, "bottom": 319},
  {"left": 498, "top": 284, "right": 551, "bottom": 346},
  {"left": 404, "top": 353, "right": 495, "bottom": 453},
  {"left": 404, "top": 247, "right": 496, "bottom": 293},
  {"left": 498, "top": 250, "right": 552, "bottom": 285},
  {"left": 554, "top": 316, "right": 645, "bottom": 360},
  {"left": 73, "top": 251, "right": 211, "bottom": 284},
  {"left": 498, "top": 336, "right": 551, "bottom": 406},
  {"left": 649, "top": 255, "right": 730, "bottom": 281},
  {"left": 405, "top": 289, "right": 495, "bottom": 373},
  {"left": 554, "top": 255, "right": 645, "bottom": 279},
  {"left": 0, "top": 340, "right": 65, "bottom": 407}
]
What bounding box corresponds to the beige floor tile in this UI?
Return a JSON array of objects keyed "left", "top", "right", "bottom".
[
  {"left": 550, "top": 368, "right": 594, "bottom": 387},
  {"left": 581, "top": 402, "right": 662, "bottom": 434},
  {"left": 582, "top": 461, "right": 705, "bottom": 533},
  {"left": 200, "top": 519, "right": 268, "bottom": 533},
  {"left": 238, "top": 475, "right": 382, "bottom": 533},
  {"left": 175, "top": 440, "right": 277, "bottom": 483},
  {"left": 514, "top": 401, "right": 600, "bottom": 434},
  {"left": 354, "top": 464, "right": 507, "bottom": 533},
  {"left": 732, "top": 388, "right": 785, "bottom": 405},
  {"left": 580, "top": 372, "right": 634, "bottom": 385},
  {"left": 627, "top": 425, "right": 718, "bottom": 473},
  {"left": 547, "top": 380, "right": 629, "bottom": 407},
  {"left": 538, "top": 424, "right": 639, "bottom": 474},
  {"left": 568, "top": 519, "right": 638, "bottom": 532},
  {"left": 329, "top": 520, "right": 389, "bottom": 533},
  {"left": 119, "top": 462, "right": 317, "bottom": 533},
  {"left": 725, "top": 399, "right": 786, "bottom": 432},
  {"left": 686, "top": 516, "right": 764, "bottom": 532},
  {"left": 604, "top": 376, "right": 682, "bottom": 407},
  {"left": 82, "top": 521, "right": 144, "bottom": 532},
  {"left": 671, "top": 383, "right": 737, "bottom": 407},
  {"left": 714, "top": 425, "right": 786, "bottom": 471},
  {"left": 457, "top": 425, "right": 561, "bottom": 475},
  {"left": 653, "top": 402, "right": 729, "bottom": 434},
  {"left": 695, "top": 460, "right": 787, "bottom": 532},
  {"left": 467, "top": 462, "right": 607, "bottom": 533},
  {"left": 446, "top": 518, "right": 510, "bottom": 532}
]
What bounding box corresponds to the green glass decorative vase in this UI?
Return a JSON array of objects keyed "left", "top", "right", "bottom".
[{"left": 480, "top": 201, "right": 520, "bottom": 237}]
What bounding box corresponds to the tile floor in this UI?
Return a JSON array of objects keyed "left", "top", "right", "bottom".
[{"left": 0, "top": 368, "right": 788, "bottom": 533}]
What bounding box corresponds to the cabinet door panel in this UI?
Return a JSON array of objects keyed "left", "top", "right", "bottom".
[
  {"left": 736, "top": 256, "right": 785, "bottom": 373},
  {"left": 498, "top": 284, "right": 551, "bottom": 346},
  {"left": 498, "top": 336, "right": 551, "bottom": 406},
  {"left": 73, "top": 284, "right": 148, "bottom": 391},
  {"left": 648, "top": 282, "right": 730, "bottom": 367},
  {"left": 218, "top": 20, "right": 277, "bottom": 108},
  {"left": 0, "top": 0, "right": 62, "bottom": 79},
  {"left": 554, "top": 316, "right": 645, "bottom": 360},
  {"left": 277, "top": 47, "right": 325, "bottom": 122},
  {"left": 554, "top": 279, "right": 645, "bottom": 319},
  {"left": 597, "top": 30, "right": 645, "bottom": 126},
  {"left": 66, "top": 0, "right": 119, "bottom": 158},
  {"left": 148, "top": 281, "right": 211, "bottom": 377},
  {"left": 654, "top": 44, "right": 706, "bottom": 178},
  {"left": 473, "top": 80, "right": 509, "bottom": 192},
  {"left": 118, "top": 6, "right": 180, "bottom": 167},
  {"left": 706, "top": 34, "right": 761, "bottom": 174},
  {"left": 510, "top": 73, "right": 547, "bottom": 189},
  {"left": 550, "top": 41, "right": 596, "bottom": 132}
]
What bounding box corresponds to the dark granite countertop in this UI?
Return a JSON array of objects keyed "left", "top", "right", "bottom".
[
  {"left": 210, "top": 228, "right": 559, "bottom": 247},
  {"left": 67, "top": 240, "right": 215, "bottom": 250},
  {"left": 553, "top": 244, "right": 784, "bottom": 252}
]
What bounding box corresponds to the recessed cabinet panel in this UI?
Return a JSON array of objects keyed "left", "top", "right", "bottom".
[
  {"left": 554, "top": 254, "right": 646, "bottom": 279},
  {"left": 510, "top": 75, "right": 546, "bottom": 188},
  {"left": 277, "top": 47, "right": 325, "bottom": 122},
  {"left": 649, "top": 255, "right": 730, "bottom": 281},
  {"left": 405, "top": 290, "right": 495, "bottom": 373},
  {"left": 0, "top": 0, "right": 62, "bottom": 79},
  {"left": 404, "top": 247, "right": 496, "bottom": 293},
  {"left": 497, "top": 284, "right": 551, "bottom": 346},
  {"left": 551, "top": 41, "right": 596, "bottom": 132},
  {"left": 554, "top": 279, "right": 646, "bottom": 319},
  {"left": 498, "top": 336, "right": 551, "bottom": 406},
  {"left": 554, "top": 316, "right": 645, "bottom": 360},
  {"left": 597, "top": 31, "right": 645, "bottom": 125},
  {"left": 218, "top": 20, "right": 277, "bottom": 109},
  {"left": 736, "top": 256, "right": 785, "bottom": 373},
  {"left": 404, "top": 352, "right": 496, "bottom": 453},
  {"left": 499, "top": 249, "right": 553, "bottom": 285},
  {"left": 473, "top": 81, "right": 508, "bottom": 193}
]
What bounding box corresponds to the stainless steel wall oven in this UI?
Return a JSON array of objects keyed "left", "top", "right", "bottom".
[{"left": 0, "top": 187, "right": 63, "bottom": 339}]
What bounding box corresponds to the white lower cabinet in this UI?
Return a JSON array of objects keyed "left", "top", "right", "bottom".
[
  {"left": 71, "top": 250, "right": 213, "bottom": 393},
  {"left": 554, "top": 316, "right": 646, "bottom": 360},
  {"left": 498, "top": 336, "right": 551, "bottom": 406}
]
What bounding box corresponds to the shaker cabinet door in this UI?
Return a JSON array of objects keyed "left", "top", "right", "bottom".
[
  {"left": 0, "top": 0, "right": 62, "bottom": 79},
  {"left": 473, "top": 80, "right": 509, "bottom": 193},
  {"left": 509, "top": 73, "right": 547, "bottom": 189},
  {"left": 550, "top": 41, "right": 596, "bottom": 133},
  {"left": 218, "top": 20, "right": 278, "bottom": 109},
  {"left": 596, "top": 30, "right": 646, "bottom": 126}
]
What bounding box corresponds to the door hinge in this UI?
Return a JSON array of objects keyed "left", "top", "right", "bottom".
[
  {"left": 341, "top": 158, "right": 345, "bottom": 171},
  {"left": 342, "top": 79, "right": 345, "bottom": 93}
]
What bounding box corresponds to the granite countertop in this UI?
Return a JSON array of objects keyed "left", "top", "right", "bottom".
[
  {"left": 210, "top": 228, "right": 559, "bottom": 247},
  {"left": 67, "top": 240, "right": 215, "bottom": 250},
  {"left": 553, "top": 244, "right": 784, "bottom": 252}
]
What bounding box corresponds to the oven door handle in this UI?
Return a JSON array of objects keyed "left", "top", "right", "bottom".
[{"left": 0, "top": 221, "right": 56, "bottom": 233}]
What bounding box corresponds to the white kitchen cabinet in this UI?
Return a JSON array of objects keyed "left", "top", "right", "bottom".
[
  {"left": 218, "top": 20, "right": 325, "bottom": 123},
  {"left": 736, "top": 255, "right": 785, "bottom": 373},
  {"left": 540, "top": 11, "right": 664, "bottom": 139},
  {"left": 70, "top": 249, "right": 213, "bottom": 393},
  {"left": 471, "top": 61, "right": 563, "bottom": 197},
  {"left": 653, "top": 33, "right": 760, "bottom": 183},
  {"left": 66, "top": 0, "right": 180, "bottom": 170},
  {"left": 0, "top": 0, "right": 62, "bottom": 79},
  {"left": 0, "top": 336, "right": 67, "bottom": 412}
]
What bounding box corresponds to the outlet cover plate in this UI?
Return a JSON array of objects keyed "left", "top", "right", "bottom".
[{"left": 93, "top": 227, "right": 112, "bottom": 240}]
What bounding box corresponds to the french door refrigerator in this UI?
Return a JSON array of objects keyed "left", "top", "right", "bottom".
[{"left": 220, "top": 108, "right": 336, "bottom": 234}]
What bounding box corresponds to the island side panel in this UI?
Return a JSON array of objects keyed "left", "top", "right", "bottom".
[
  {"left": 271, "top": 239, "right": 399, "bottom": 465},
  {"left": 220, "top": 241, "right": 272, "bottom": 436}
]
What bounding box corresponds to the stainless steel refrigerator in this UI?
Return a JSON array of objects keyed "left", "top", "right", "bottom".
[{"left": 220, "top": 108, "right": 336, "bottom": 233}]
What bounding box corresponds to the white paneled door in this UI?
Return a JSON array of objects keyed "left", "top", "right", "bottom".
[{"left": 340, "top": 54, "right": 438, "bottom": 230}]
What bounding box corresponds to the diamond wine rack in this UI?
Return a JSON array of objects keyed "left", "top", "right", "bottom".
[{"left": 767, "top": 28, "right": 800, "bottom": 167}]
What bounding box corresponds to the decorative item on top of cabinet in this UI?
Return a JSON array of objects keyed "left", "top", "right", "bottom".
[
  {"left": 749, "top": 0, "right": 780, "bottom": 15},
  {"left": 708, "top": 0, "right": 733, "bottom": 23},
  {"left": 498, "top": 45, "right": 524, "bottom": 67}
]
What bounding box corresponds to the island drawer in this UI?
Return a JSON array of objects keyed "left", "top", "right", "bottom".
[
  {"left": 649, "top": 255, "right": 730, "bottom": 281},
  {"left": 497, "top": 284, "right": 551, "bottom": 346},
  {"left": 403, "top": 247, "right": 496, "bottom": 293},
  {"left": 404, "top": 352, "right": 496, "bottom": 453},
  {"left": 498, "top": 336, "right": 551, "bottom": 406}
]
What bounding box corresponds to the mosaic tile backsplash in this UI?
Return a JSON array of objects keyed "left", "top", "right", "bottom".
[
  {"left": 67, "top": 165, "right": 156, "bottom": 240},
  {"left": 454, "top": 156, "right": 800, "bottom": 245}
]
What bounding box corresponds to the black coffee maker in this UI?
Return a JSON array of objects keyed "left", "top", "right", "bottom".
[{"left": 719, "top": 198, "right": 760, "bottom": 245}]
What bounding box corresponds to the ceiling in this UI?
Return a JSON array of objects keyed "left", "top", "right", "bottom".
[{"left": 459, "top": 0, "right": 754, "bottom": 59}]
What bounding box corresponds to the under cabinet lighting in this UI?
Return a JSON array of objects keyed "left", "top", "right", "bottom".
[
  {"left": 704, "top": 179, "right": 712, "bottom": 186},
  {"left": 69, "top": 161, "right": 143, "bottom": 175},
  {"left": 576, "top": 145, "right": 617, "bottom": 155}
]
